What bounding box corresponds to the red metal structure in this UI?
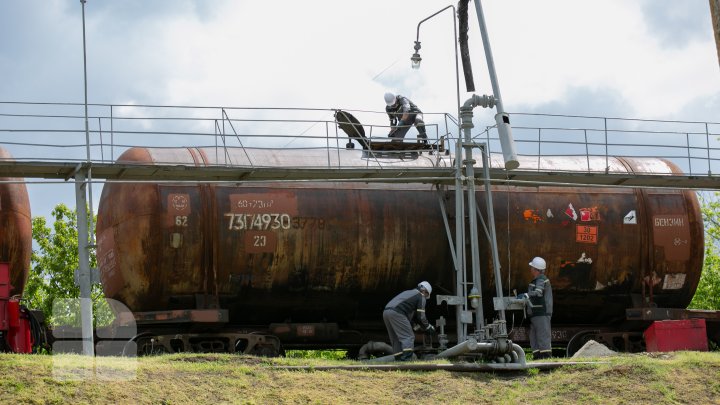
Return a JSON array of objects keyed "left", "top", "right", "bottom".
[{"left": 0, "top": 263, "right": 32, "bottom": 353}]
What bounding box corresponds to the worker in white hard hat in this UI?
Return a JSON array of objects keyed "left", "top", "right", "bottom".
[
  {"left": 383, "top": 92, "right": 428, "bottom": 145},
  {"left": 383, "top": 281, "right": 435, "bottom": 361},
  {"left": 518, "top": 256, "right": 553, "bottom": 360}
]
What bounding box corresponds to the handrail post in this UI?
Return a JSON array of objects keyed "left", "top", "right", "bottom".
[
  {"left": 604, "top": 117, "right": 609, "bottom": 173},
  {"left": 707, "top": 122, "right": 712, "bottom": 176},
  {"left": 687, "top": 132, "right": 692, "bottom": 174}
]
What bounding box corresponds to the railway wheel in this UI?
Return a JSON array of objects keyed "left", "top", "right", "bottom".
[
  {"left": 136, "top": 336, "right": 167, "bottom": 356},
  {"left": 566, "top": 330, "right": 600, "bottom": 357}
]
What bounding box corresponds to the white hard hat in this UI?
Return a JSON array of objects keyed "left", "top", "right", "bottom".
[
  {"left": 384, "top": 92, "right": 396, "bottom": 106},
  {"left": 529, "top": 257, "right": 547, "bottom": 271},
  {"left": 418, "top": 281, "right": 432, "bottom": 295}
]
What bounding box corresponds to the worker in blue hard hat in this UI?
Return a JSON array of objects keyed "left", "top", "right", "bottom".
[
  {"left": 518, "top": 257, "right": 553, "bottom": 360},
  {"left": 383, "top": 281, "right": 435, "bottom": 361},
  {"left": 383, "top": 92, "right": 428, "bottom": 145}
]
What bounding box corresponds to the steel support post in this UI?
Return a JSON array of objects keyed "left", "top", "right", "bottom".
[{"left": 75, "top": 169, "right": 94, "bottom": 356}]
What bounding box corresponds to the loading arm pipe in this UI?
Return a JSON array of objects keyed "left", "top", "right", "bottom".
[
  {"left": 435, "top": 338, "right": 481, "bottom": 359},
  {"left": 463, "top": 94, "right": 495, "bottom": 109},
  {"left": 472, "top": 0, "right": 519, "bottom": 170}
]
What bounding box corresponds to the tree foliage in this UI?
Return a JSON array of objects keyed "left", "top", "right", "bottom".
[
  {"left": 689, "top": 192, "right": 720, "bottom": 310},
  {"left": 24, "top": 203, "right": 110, "bottom": 326}
]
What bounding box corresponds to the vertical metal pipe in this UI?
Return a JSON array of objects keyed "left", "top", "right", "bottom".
[
  {"left": 80, "top": 0, "right": 94, "bottom": 239},
  {"left": 414, "top": 4, "right": 464, "bottom": 342},
  {"left": 480, "top": 144, "right": 506, "bottom": 324},
  {"left": 460, "top": 106, "right": 484, "bottom": 331},
  {"left": 413, "top": 6, "right": 461, "bottom": 124},
  {"left": 78, "top": 0, "right": 94, "bottom": 357},
  {"left": 75, "top": 170, "right": 94, "bottom": 356},
  {"left": 437, "top": 191, "right": 458, "bottom": 271},
  {"left": 87, "top": 168, "right": 95, "bottom": 245},
  {"left": 454, "top": 139, "right": 466, "bottom": 342},
  {"left": 81, "top": 0, "right": 90, "bottom": 164}
]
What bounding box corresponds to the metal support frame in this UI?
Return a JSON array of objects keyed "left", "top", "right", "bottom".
[{"left": 419, "top": 2, "right": 517, "bottom": 346}]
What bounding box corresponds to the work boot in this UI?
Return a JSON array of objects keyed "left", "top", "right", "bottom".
[
  {"left": 398, "top": 350, "right": 414, "bottom": 362},
  {"left": 418, "top": 132, "right": 428, "bottom": 146},
  {"left": 534, "top": 351, "right": 551, "bottom": 360}
]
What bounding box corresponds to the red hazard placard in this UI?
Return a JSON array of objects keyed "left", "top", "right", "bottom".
[{"left": 576, "top": 225, "right": 598, "bottom": 244}]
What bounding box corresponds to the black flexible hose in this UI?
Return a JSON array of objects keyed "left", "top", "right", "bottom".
[{"left": 23, "top": 305, "right": 49, "bottom": 353}]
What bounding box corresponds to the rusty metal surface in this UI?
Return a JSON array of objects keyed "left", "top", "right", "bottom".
[
  {"left": 132, "top": 309, "right": 229, "bottom": 324},
  {"left": 97, "top": 148, "right": 704, "bottom": 330},
  {"left": 0, "top": 148, "right": 31, "bottom": 297},
  {"left": 626, "top": 307, "right": 720, "bottom": 321}
]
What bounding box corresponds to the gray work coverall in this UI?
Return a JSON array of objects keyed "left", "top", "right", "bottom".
[
  {"left": 383, "top": 288, "right": 430, "bottom": 359},
  {"left": 385, "top": 95, "right": 427, "bottom": 141},
  {"left": 527, "top": 273, "right": 553, "bottom": 359}
]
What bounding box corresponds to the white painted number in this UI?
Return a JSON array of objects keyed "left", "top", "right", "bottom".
[
  {"left": 253, "top": 235, "right": 267, "bottom": 247},
  {"left": 224, "top": 213, "right": 291, "bottom": 231}
]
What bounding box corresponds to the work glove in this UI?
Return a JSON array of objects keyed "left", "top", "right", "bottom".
[
  {"left": 396, "top": 119, "right": 405, "bottom": 127},
  {"left": 516, "top": 293, "right": 529, "bottom": 300},
  {"left": 425, "top": 325, "right": 436, "bottom": 334}
]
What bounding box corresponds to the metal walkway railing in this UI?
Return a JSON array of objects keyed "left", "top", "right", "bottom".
[{"left": 0, "top": 101, "right": 718, "bottom": 188}]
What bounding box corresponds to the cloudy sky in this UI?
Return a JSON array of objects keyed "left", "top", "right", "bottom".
[{"left": 1, "top": 0, "right": 719, "bottom": 220}]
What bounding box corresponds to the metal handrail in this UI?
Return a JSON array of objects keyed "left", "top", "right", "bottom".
[{"left": 0, "top": 101, "right": 718, "bottom": 178}]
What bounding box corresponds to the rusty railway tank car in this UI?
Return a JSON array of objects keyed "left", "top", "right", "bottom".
[
  {"left": 0, "top": 147, "right": 35, "bottom": 354},
  {"left": 0, "top": 147, "right": 32, "bottom": 297},
  {"left": 96, "top": 147, "right": 705, "bottom": 354}
]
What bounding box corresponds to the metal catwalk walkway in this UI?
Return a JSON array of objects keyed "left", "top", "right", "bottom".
[
  {"left": 0, "top": 159, "right": 716, "bottom": 190},
  {"left": 0, "top": 101, "right": 718, "bottom": 189}
]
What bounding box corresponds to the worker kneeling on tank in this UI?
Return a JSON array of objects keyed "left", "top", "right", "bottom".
[{"left": 383, "top": 281, "right": 435, "bottom": 361}]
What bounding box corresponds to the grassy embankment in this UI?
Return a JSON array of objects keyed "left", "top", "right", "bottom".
[{"left": 0, "top": 351, "right": 719, "bottom": 404}]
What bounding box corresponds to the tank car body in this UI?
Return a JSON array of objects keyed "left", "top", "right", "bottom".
[
  {"left": 96, "top": 147, "right": 704, "bottom": 351},
  {"left": 0, "top": 147, "right": 32, "bottom": 297},
  {"left": 0, "top": 147, "right": 33, "bottom": 353}
]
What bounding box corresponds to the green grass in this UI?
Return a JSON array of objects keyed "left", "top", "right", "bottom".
[{"left": 0, "top": 351, "right": 719, "bottom": 404}]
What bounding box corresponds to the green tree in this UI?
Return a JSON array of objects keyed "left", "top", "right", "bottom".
[
  {"left": 24, "top": 203, "right": 110, "bottom": 326},
  {"left": 689, "top": 192, "right": 720, "bottom": 310}
]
